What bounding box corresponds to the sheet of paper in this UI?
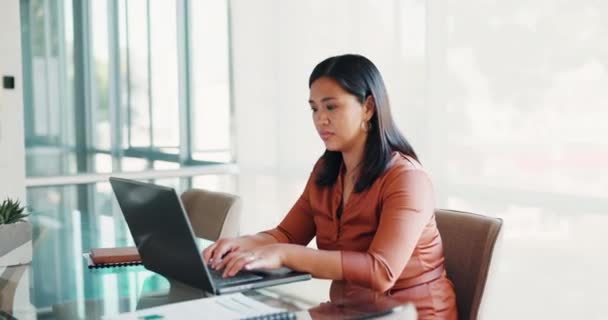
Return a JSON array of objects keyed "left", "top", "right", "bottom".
[{"left": 103, "top": 293, "right": 285, "bottom": 320}]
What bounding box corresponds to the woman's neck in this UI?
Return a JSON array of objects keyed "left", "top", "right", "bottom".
[{"left": 341, "top": 136, "right": 367, "bottom": 178}]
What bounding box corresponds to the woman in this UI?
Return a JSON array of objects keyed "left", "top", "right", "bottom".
[{"left": 203, "top": 54, "right": 457, "bottom": 319}]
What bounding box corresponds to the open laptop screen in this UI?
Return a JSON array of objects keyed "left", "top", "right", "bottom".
[{"left": 109, "top": 177, "right": 215, "bottom": 292}]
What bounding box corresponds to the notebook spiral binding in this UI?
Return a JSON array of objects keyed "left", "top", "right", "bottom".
[
  {"left": 87, "top": 260, "right": 143, "bottom": 269},
  {"left": 84, "top": 253, "right": 143, "bottom": 269}
]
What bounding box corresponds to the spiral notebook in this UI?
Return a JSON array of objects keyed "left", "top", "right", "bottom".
[
  {"left": 85, "top": 246, "right": 143, "bottom": 269},
  {"left": 102, "top": 292, "right": 293, "bottom": 320}
]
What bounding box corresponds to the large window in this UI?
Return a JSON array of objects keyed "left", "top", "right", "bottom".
[
  {"left": 20, "top": 1, "right": 236, "bottom": 307},
  {"left": 21, "top": 0, "right": 234, "bottom": 182}
]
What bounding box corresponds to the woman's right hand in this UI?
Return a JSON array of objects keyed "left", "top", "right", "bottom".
[
  {"left": 203, "top": 236, "right": 253, "bottom": 269},
  {"left": 203, "top": 233, "right": 279, "bottom": 270}
]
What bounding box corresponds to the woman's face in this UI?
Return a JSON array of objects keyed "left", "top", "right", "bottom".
[{"left": 309, "top": 77, "right": 373, "bottom": 152}]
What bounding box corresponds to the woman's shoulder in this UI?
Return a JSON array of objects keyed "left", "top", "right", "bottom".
[
  {"left": 387, "top": 151, "right": 425, "bottom": 173},
  {"left": 377, "top": 152, "right": 433, "bottom": 198},
  {"left": 379, "top": 151, "right": 431, "bottom": 186}
]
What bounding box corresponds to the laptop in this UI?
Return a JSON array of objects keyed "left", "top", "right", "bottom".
[{"left": 109, "top": 177, "right": 311, "bottom": 295}]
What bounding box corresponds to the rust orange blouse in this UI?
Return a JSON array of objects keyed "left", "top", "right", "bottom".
[{"left": 263, "top": 152, "right": 457, "bottom": 318}]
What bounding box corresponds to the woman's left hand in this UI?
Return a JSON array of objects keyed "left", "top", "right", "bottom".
[{"left": 220, "top": 243, "right": 286, "bottom": 278}]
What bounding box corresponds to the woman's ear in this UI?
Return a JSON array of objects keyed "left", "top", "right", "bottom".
[{"left": 363, "top": 96, "right": 376, "bottom": 121}]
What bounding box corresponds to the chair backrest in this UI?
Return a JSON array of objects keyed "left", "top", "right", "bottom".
[
  {"left": 435, "top": 209, "right": 502, "bottom": 320},
  {"left": 180, "top": 189, "right": 242, "bottom": 241}
]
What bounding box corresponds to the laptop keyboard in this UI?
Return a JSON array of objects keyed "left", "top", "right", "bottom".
[{"left": 208, "top": 266, "right": 264, "bottom": 286}]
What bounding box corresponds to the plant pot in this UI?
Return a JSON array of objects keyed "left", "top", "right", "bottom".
[{"left": 0, "top": 221, "right": 33, "bottom": 266}]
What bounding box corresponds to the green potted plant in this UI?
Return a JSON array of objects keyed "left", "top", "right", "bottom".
[{"left": 0, "top": 198, "right": 32, "bottom": 266}]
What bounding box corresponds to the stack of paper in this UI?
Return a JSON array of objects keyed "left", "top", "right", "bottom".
[{"left": 104, "top": 293, "right": 286, "bottom": 320}]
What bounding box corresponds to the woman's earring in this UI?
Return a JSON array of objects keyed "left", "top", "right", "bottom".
[{"left": 361, "top": 121, "right": 372, "bottom": 132}]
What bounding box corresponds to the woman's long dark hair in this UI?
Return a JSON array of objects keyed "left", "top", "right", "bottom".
[{"left": 310, "top": 54, "right": 419, "bottom": 193}]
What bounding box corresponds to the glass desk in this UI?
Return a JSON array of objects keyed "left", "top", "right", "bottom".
[
  {"left": 0, "top": 200, "right": 416, "bottom": 319},
  {"left": 2, "top": 265, "right": 416, "bottom": 319}
]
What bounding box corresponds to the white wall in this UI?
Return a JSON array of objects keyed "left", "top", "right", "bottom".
[
  {"left": 0, "top": 0, "right": 26, "bottom": 202},
  {"left": 231, "top": 0, "right": 608, "bottom": 192},
  {"left": 443, "top": 2, "right": 608, "bottom": 319}
]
